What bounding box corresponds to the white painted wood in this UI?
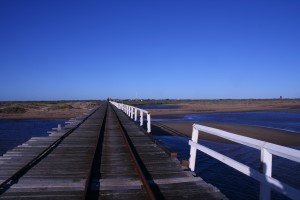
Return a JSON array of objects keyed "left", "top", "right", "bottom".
[
  {"left": 189, "top": 127, "right": 199, "bottom": 171},
  {"left": 192, "top": 124, "right": 300, "bottom": 162},
  {"left": 134, "top": 108, "right": 138, "bottom": 121},
  {"left": 140, "top": 110, "right": 143, "bottom": 126},
  {"left": 147, "top": 113, "right": 151, "bottom": 133},
  {"left": 260, "top": 148, "right": 272, "bottom": 200},
  {"left": 189, "top": 141, "right": 300, "bottom": 200},
  {"left": 190, "top": 124, "right": 300, "bottom": 200},
  {"left": 110, "top": 101, "right": 151, "bottom": 133}
]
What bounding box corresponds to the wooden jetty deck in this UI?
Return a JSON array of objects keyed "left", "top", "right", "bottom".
[{"left": 0, "top": 102, "right": 227, "bottom": 200}]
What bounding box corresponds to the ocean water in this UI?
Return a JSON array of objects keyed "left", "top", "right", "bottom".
[
  {"left": 0, "top": 111, "right": 299, "bottom": 200},
  {"left": 151, "top": 110, "right": 300, "bottom": 200},
  {"left": 154, "top": 135, "right": 300, "bottom": 200},
  {"left": 0, "top": 119, "right": 66, "bottom": 156},
  {"left": 153, "top": 111, "right": 300, "bottom": 133}
]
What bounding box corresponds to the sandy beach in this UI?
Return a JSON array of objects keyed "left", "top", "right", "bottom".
[
  {"left": 147, "top": 99, "right": 300, "bottom": 117},
  {"left": 154, "top": 122, "right": 300, "bottom": 146},
  {"left": 1, "top": 99, "right": 299, "bottom": 146},
  {"left": 128, "top": 99, "right": 300, "bottom": 146}
]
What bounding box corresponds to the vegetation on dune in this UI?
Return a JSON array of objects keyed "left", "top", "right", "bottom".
[
  {"left": 48, "top": 104, "right": 74, "bottom": 110},
  {"left": 0, "top": 106, "right": 27, "bottom": 114}
]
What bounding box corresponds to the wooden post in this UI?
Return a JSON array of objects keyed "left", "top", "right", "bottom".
[
  {"left": 189, "top": 126, "right": 199, "bottom": 171},
  {"left": 134, "top": 108, "right": 138, "bottom": 121},
  {"left": 147, "top": 113, "right": 151, "bottom": 133},
  {"left": 260, "top": 147, "right": 272, "bottom": 200},
  {"left": 130, "top": 107, "right": 134, "bottom": 119},
  {"left": 140, "top": 110, "right": 143, "bottom": 126}
]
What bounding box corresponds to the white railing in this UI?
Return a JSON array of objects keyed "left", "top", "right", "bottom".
[
  {"left": 189, "top": 124, "right": 300, "bottom": 200},
  {"left": 110, "top": 101, "right": 151, "bottom": 133}
]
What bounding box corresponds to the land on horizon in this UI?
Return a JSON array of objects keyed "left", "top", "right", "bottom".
[
  {"left": 1, "top": 99, "right": 300, "bottom": 119},
  {"left": 1, "top": 99, "right": 300, "bottom": 147},
  {"left": 0, "top": 100, "right": 103, "bottom": 119}
]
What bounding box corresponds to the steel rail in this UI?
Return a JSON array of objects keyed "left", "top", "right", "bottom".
[
  {"left": 0, "top": 104, "right": 104, "bottom": 193},
  {"left": 83, "top": 102, "right": 108, "bottom": 199},
  {"left": 110, "top": 103, "right": 157, "bottom": 200}
]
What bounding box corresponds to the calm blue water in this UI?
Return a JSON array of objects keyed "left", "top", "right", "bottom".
[
  {"left": 0, "top": 119, "right": 66, "bottom": 156},
  {"left": 1, "top": 111, "right": 299, "bottom": 200},
  {"left": 151, "top": 110, "right": 300, "bottom": 200},
  {"left": 153, "top": 111, "right": 300, "bottom": 133}
]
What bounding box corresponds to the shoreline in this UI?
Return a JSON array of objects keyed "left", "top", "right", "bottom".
[
  {"left": 0, "top": 112, "right": 85, "bottom": 120},
  {"left": 150, "top": 107, "right": 300, "bottom": 117},
  {"left": 0, "top": 101, "right": 101, "bottom": 120},
  {"left": 153, "top": 121, "right": 300, "bottom": 147},
  {"left": 1, "top": 99, "right": 300, "bottom": 119},
  {"left": 151, "top": 108, "right": 300, "bottom": 120},
  {"left": 1, "top": 100, "right": 300, "bottom": 147},
  {"left": 146, "top": 99, "right": 300, "bottom": 117}
]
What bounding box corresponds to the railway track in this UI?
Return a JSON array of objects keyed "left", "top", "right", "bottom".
[
  {"left": 0, "top": 103, "right": 158, "bottom": 199},
  {"left": 0, "top": 104, "right": 107, "bottom": 199},
  {"left": 85, "top": 103, "right": 157, "bottom": 199},
  {"left": 0, "top": 101, "right": 227, "bottom": 200}
]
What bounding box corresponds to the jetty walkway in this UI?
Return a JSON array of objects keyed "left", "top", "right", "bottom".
[{"left": 0, "top": 102, "right": 227, "bottom": 200}]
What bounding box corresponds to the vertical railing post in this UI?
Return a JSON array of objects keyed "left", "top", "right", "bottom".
[
  {"left": 134, "top": 108, "right": 138, "bottom": 121},
  {"left": 189, "top": 126, "right": 199, "bottom": 171},
  {"left": 259, "top": 147, "right": 272, "bottom": 200},
  {"left": 57, "top": 124, "right": 61, "bottom": 131},
  {"left": 131, "top": 107, "right": 134, "bottom": 119},
  {"left": 129, "top": 106, "right": 131, "bottom": 118},
  {"left": 147, "top": 113, "right": 151, "bottom": 133},
  {"left": 140, "top": 110, "right": 143, "bottom": 126}
]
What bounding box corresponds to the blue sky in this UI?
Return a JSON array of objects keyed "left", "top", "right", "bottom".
[{"left": 0, "top": 0, "right": 299, "bottom": 100}]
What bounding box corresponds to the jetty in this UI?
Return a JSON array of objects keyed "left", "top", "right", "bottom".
[{"left": 0, "top": 102, "right": 227, "bottom": 200}]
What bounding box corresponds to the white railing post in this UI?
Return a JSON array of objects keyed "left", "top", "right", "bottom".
[
  {"left": 140, "top": 110, "right": 143, "bottom": 126},
  {"left": 189, "top": 126, "right": 199, "bottom": 171},
  {"left": 134, "top": 108, "right": 138, "bottom": 121},
  {"left": 187, "top": 123, "right": 300, "bottom": 200},
  {"left": 109, "top": 101, "right": 151, "bottom": 134},
  {"left": 260, "top": 147, "right": 272, "bottom": 200},
  {"left": 131, "top": 107, "right": 134, "bottom": 119},
  {"left": 147, "top": 113, "right": 151, "bottom": 133}
]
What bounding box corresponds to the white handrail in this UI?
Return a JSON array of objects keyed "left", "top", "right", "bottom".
[
  {"left": 189, "top": 124, "right": 300, "bottom": 200},
  {"left": 110, "top": 101, "right": 151, "bottom": 133}
]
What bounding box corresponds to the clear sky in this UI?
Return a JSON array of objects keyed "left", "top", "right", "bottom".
[{"left": 0, "top": 0, "right": 299, "bottom": 100}]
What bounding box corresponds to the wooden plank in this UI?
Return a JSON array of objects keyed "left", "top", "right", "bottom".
[{"left": 1, "top": 103, "right": 227, "bottom": 200}]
